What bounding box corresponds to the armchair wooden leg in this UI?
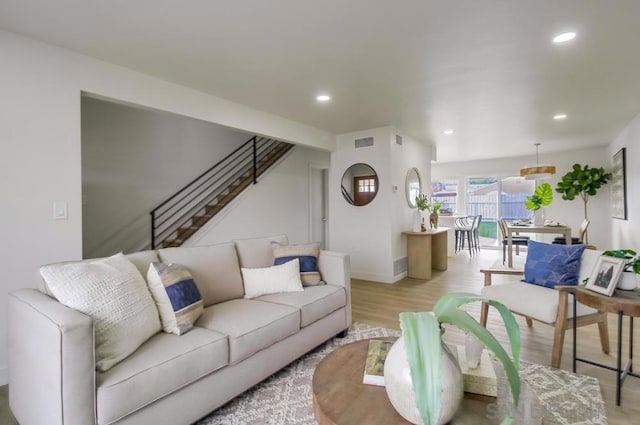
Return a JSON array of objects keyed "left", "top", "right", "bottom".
[
  {"left": 480, "top": 302, "right": 489, "bottom": 327},
  {"left": 525, "top": 318, "right": 533, "bottom": 327},
  {"left": 597, "top": 312, "right": 610, "bottom": 354},
  {"left": 551, "top": 319, "right": 566, "bottom": 369}
]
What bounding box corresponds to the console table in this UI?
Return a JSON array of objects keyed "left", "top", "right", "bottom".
[
  {"left": 402, "top": 228, "right": 449, "bottom": 280},
  {"left": 573, "top": 286, "right": 640, "bottom": 405}
]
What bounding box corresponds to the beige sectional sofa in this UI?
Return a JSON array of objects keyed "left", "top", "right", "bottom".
[{"left": 8, "top": 235, "right": 351, "bottom": 425}]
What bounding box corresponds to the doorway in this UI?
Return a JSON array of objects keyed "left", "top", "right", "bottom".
[{"left": 309, "top": 166, "right": 329, "bottom": 249}]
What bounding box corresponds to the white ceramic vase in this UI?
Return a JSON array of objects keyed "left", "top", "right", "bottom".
[
  {"left": 532, "top": 209, "right": 544, "bottom": 226},
  {"left": 384, "top": 336, "right": 464, "bottom": 425},
  {"left": 616, "top": 271, "right": 638, "bottom": 290},
  {"left": 412, "top": 210, "right": 423, "bottom": 232}
]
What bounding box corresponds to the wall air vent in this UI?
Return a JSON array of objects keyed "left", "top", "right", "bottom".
[
  {"left": 354, "top": 136, "right": 374, "bottom": 149},
  {"left": 395, "top": 134, "right": 403, "bottom": 145},
  {"left": 394, "top": 257, "right": 408, "bottom": 276}
]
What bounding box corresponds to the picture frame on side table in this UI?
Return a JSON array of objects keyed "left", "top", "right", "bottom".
[
  {"left": 585, "top": 256, "right": 625, "bottom": 296},
  {"left": 612, "top": 147, "right": 627, "bottom": 220}
]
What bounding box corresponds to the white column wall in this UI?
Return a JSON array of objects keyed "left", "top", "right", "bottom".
[
  {"left": 390, "top": 129, "right": 432, "bottom": 269},
  {"left": 0, "top": 30, "right": 334, "bottom": 385},
  {"left": 330, "top": 127, "right": 394, "bottom": 282}
]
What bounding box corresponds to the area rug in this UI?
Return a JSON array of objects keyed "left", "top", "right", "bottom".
[{"left": 196, "top": 323, "right": 400, "bottom": 425}]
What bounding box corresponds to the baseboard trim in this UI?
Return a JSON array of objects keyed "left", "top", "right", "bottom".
[
  {"left": 350, "top": 271, "right": 396, "bottom": 284},
  {"left": 0, "top": 366, "right": 8, "bottom": 386}
]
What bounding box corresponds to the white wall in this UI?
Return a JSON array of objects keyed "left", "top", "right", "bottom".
[
  {"left": 432, "top": 146, "right": 612, "bottom": 248},
  {"left": 0, "top": 29, "right": 334, "bottom": 385},
  {"left": 330, "top": 126, "right": 432, "bottom": 283},
  {"left": 390, "top": 129, "right": 432, "bottom": 265},
  {"left": 82, "top": 97, "right": 251, "bottom": 257},
  {"left": 609, "top": 112, "right": 640, "bottom": 248},
  {"left": 185, "top": 146, "right": 330, "bottom": 246}
]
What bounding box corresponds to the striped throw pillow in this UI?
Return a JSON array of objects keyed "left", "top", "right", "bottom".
[
  {"left": 272, "top": 242, "right": 324, "bottom": 286},
  {"left": 147, "top": 262, "right": 203, "bottom": 335}
]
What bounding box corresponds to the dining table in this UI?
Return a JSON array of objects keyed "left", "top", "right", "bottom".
[{"left": 506, "top": 222, "right": 572, "bottom": 267}]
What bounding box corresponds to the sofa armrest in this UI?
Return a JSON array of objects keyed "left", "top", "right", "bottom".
[
  {"left": 8, "top": 289, "right": 96, "bottom": 425},
  {"left": 318, "top": 251, "right": 352, "bottom": 327}
]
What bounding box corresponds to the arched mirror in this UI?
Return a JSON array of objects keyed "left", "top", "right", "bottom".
[
  {"left": 405, "top": 167, "right": 422, "bottom": 208},
  {"left": 341, "top": 163, "right": 378, "bottom": 206}
]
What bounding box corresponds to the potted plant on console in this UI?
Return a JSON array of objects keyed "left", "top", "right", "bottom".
[
  {"left": 414, "top": 194, "right": 430, "bottom": 232},
  {"left": 524, "top": 182, "right": 553, "bottom": 226},
  {"left": 602, "top": 249, "right": 640, "bottom": 290}
]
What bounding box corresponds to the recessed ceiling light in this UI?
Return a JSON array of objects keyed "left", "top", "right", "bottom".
[
  {"left": 316, "top": 94, "right": 331, "bottom": 102},
  {"left": 443, "top": 129, "right": 454, "bottom": 135},
  {"left": 553, "top": 32, "right": 576, "bottom": 43},
  {"left": 553, "top": 114, "right": 567, "bottom": 120}
]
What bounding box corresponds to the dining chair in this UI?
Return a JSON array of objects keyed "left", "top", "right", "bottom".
[
  {"left": 552, "top": 219, "right": 589, "bottom": 245},
  {"left": 498, "top": 218, "right": 529, "bottom": 264}
]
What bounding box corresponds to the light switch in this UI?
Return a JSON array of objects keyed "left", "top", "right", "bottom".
[{"left": 53, "top": 202, "right": 68, "bottom": 220}]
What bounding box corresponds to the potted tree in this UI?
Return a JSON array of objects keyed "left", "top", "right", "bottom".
[
  {"left": 555, "top": 164, "right": 612, "bottom": 245},
  {"left": 602, "top": 249, "right": 640, "bottom": 290},
  {"left": 525, "top": 182, "right": 553, "bottom": 225}
]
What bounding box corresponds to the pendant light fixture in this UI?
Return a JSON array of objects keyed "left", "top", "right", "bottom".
[{"left": 520, "top": 143, "right": 556, "bottom": 180}]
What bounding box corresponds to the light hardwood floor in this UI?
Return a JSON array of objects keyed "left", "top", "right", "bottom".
[{"left": 352, "top": 249, "right": 639, "bottom": 424}]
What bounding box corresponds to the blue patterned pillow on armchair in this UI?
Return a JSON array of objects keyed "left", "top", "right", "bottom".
[{"left": 523, "top": 240, "right": 586, "bottom": 288}]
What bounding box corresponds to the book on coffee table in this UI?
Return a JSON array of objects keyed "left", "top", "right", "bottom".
[{"left": 363, "top": 339, "right": 394, "bottom": 386}]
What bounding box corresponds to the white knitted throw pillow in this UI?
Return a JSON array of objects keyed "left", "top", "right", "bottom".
[{"left": 40, "top": 253, "right": 161, "bottom": 371}]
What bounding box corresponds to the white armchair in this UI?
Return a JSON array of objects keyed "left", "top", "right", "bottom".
[{"left": 480, "top": 248, "right": 609, "bottom": 368}]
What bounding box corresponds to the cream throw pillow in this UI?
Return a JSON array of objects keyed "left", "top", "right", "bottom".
[
  {"left": 40, "top": 253, "right": 161, "bottom": 372},
  {"left": 241, "top": 258, "right": 304, "bottom": 298}
]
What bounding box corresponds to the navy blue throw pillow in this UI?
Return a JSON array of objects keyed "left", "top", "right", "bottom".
[{"left": 523, "top": 240, "right": 586, "bottom": 288}]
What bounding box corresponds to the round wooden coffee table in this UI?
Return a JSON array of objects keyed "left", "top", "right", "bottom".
[{"left": 312, "top": 338, "right": 495, "bottom": 425}]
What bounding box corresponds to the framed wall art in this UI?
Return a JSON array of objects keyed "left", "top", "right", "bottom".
[{"left": 611, "top": 147, "right": 627, "bottom": 220}]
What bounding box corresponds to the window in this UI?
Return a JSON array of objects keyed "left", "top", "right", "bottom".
[
  {"left": 431, "top": 180, "right": 457, "bottom": 214},
  {"left": 358, "top": 178, "right": 376, "bottom": 193}
]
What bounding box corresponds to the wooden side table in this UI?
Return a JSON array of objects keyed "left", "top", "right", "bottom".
[
  {"left": 572, "top": 286, "right": 640, "bottom": 405},
  {"left": 402, "top": 228, "right": 449, "bottom": 280}
]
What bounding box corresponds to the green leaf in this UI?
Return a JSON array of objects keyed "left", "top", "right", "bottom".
[{"left": 400, "top": 312, "right": 442, "bottom": 425}]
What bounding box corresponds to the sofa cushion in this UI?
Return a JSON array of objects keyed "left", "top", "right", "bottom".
[
  {"left": 272, "top": 242, "right": 324, "bottom": 286},
  {"left": 196, "top": 298, "right": 299, "bottom": 364},
  {"left": 125, "top": 250, "right": 159, "bottom": 281},
  {"left": 96, "top": 327, "right": 228, "bottom": 425},
  {"left": 241, "top": 259, "right": 304, "bottom": 298},
  {"left": 234, "top": 234, "right": 289, "bottom": 268},
  {"left": 257, "top": 284, "right": 346, "bottom": 327},
  {"left": 523, "top": 241, "right": 586, "bottom": 288},
  {"left": 147, "top": 262, "right": 204, "bottom": 335},
  {"left": 39, "top": 253, "right": 161, "bottom": 372},
  {"left": 158, "top": 243, "right": 243, "bottom": 307},
  {"left": 482, "top": 281, "right": 598, "bottom": 324}
]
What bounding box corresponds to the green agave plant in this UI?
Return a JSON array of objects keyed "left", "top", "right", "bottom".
[{"left": 400, "top": 293, "right": 521, "bottom": 425}]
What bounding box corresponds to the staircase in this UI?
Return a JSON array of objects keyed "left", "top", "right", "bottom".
[{"left": 151, "top": 136, "right": 294, "bottom": 249}]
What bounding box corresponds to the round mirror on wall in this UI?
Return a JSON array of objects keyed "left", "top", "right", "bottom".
[
  {"left": 341, "top": 163, "right": 379, "bottom": 206},
  {"left": 405, "top": 167, "right": 422, "bottom": 208}
]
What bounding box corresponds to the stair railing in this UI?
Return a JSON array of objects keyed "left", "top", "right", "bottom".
[{"left": 150, "top": 136, "right": 291, "bottom": 248}]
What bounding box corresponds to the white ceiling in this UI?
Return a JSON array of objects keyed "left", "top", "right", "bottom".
[{"left": 1, "top": 0, "right": 639, "bottom": 162}]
